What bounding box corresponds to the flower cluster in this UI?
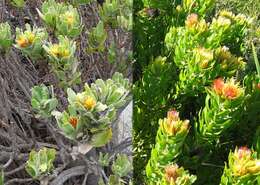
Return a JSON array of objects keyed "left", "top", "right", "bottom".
[
  {"left": 37, "top": 0, "right": 82, "bottom": 38},
  {"left": 212, "top": 78, "right": 244, "bottom": 100},
  {"left": 165, "top": 12, "right": 249, "bottom": 97},
  {"left": 53, "top": 72, "right": 130, "bottom": 146},
  {"left": 43, "top": 36, "right": 79, "bottom": 89},
  {"left": 44, "top": 36, "right": 76, "bottom": 64},
  {"left": 15, "top": 24, "right": 47, "bottom": 60},
  {"left": 221, "top": 147, "right": 260, "bottom": 184},
  {"left": 146, "top": 110, "right": 192, "bottom": 184},
  {"left": 215, "top": 46, "right": 245, "bottom": 75},
  {"left": 232, "top": 147, "right": 260, "bottom": 176}
]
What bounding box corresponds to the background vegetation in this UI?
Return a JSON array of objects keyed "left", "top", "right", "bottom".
[{"left": 133, "top": 0, "right": 260, "bottom": 184}]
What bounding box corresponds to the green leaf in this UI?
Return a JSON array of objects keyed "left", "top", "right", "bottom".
[{"left": 90, "top": 128, "right": 112, "bottom": 147}]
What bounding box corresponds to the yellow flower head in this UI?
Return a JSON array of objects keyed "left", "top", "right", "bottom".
[
  {"left": 27, "top": 32, "right": 36, "bottom": 44},
  {"left": 49, "top": 44, "right": 70, "bottom": 59},
  {"left": 50, "top": 44, "right": 60, "bottom": 57},
  {"left": 218, "top": 46, "right": 232, "bottom": 61},
  {"left": 83, "top": 96, "right": 96, "bottom": 110}
]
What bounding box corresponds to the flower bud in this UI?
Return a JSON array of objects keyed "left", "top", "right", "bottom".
[
  {"left": 176, "top": 5, "right": 182, "bottom": 12},
  {"left": 165, "top": 164, "right": 179, "bottom": 184}
]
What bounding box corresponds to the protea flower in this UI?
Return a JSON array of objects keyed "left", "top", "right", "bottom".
[
  {"left": 222, "top": 79, "right": 242, "bottom": 100},
  {"left": 44, "top": 36, "right": 75, "bottom": 63},
  {"left": 161, "top": 110, "right": 189, "bottom": 136},
  {"left": 212, "top": 78, "right": 243, "bottom": 100},
  {"left": 165, "top": 164, "right": 179, "bottom": 184},
  {"left": 185, "top": 13, "right": 199, "bottom": 28},
  {"left": 163, "top": 164, "right": 197, "bottom": 185},
  {"left": 213, "top": 77, "right": 224, "bottom": 95},
  {"left": 231, "top": 147, "right": 260, "bottom": 177},
  {"left": 167, "top": 110, "right": 179, "bottom": 122}
]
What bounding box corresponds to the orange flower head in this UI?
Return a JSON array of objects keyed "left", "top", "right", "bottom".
[
  {"left": 222, "top": 80, "right": 242, "bottom": 100},
  {"left": 83, "top": 96, "right": 96, "bottom": 110},
  {"left": 165, "top": 164, "right": 179, "bottom": 183},
  {"left": 16, "top": 36, "right": 29, "bottom": 48},
  {"left": 69, "top": 117, "right": 78, "bottom": 129},
  {"left": 213, "top": 78, "right": 224, "bottom": 95},
  {"left": 185, "top": 13, "right": 199, "bottom": 28}
]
